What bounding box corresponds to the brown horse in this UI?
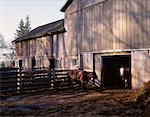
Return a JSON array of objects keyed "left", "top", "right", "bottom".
[{"left": 68, "top": 70, "right": 98, "bottom": 90}]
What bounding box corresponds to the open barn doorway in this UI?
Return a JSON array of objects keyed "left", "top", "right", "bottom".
[{"left": 102, "top": 55, "right": 131, "bottom": 89}]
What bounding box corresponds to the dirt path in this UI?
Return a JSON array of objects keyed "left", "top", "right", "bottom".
[{"left": 0, "top": 90, "right": 148, "bottom": 116}]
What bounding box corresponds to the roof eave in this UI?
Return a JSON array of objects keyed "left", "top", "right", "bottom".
[
  {"left": 12, "top": 34, "right": 50, "bottom": 43},
  {"left": 60, "top": 0, "right": 73, "bottom": 12},
  {"left": 13, "top": 28, "right": 66, "bottom": 43},
  {"left": 49, "top": 28, "right": 66, "bottom": 35}
]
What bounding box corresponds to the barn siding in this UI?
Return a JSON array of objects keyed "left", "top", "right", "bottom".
[
  {"left": 63, "top": 0, "right": 150, "bottom": 81},
  {"left": 65, "top": 0, "right": 79, "bottom": 14},
  {"left": 64, "top": 0, "right": 150, "bottom": 54},
  {"left": 64, "top": 12, "right": 78, "bottom": 56},
  {"left": 81, "top": 53, "right": 93, "bottom": 71},
  {"left": 53, "top": 33, "right": 65, "bottom": 58},
  {"left": 15, "top": 34, "right": 68, "bottom": 69},
  {"left": 94, "top": 54, "right": 102, "bottom": 80}
]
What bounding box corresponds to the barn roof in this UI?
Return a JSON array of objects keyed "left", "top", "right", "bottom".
[
  {"left": 13, "top": 19, "right": 65, "bottom": 43},
  {"left": 60, "top": 0, "right": 73, "bottom": 12}
]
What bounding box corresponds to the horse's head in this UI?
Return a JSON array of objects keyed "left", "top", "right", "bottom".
[{"left": 87, "top": 71, "right": 98, "bottom": 80}]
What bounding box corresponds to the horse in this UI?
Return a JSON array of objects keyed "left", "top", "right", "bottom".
[
  {"left": 68, "top": 70, "right": 98, "bottom": 91},
  {"left": 120, "top": 67, "right": 130, "bottom": 88}
]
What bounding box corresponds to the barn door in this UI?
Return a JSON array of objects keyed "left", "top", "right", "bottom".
[
  {"left": 102, "top": 55, "right": 131, "bottom": 89},
  {"left": 131, "top": 51, "right": 150, "bottom": 89}
]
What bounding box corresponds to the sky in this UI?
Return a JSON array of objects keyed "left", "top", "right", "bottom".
[{"left": 0, "top": 0, "right": 66, "bottom": 45}]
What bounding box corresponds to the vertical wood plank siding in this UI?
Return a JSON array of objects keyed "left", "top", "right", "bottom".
[
  {"left": 132, "top": 51, "right": 150, "bottom": 89},
  {"left": 16, "top": 36, "right": 51, "bottom": 68},
  {"left": 63, "top": 0, "right": 150, "bottom": 88},
  {"left": 15, "top": 33, "right": 67, "bottom": 68},
  {"left": 64, "top": 0, "right": 150, "bottom": 55}
]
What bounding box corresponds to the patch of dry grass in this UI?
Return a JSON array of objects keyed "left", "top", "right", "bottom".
[
  {"left": 135, "top": 81, "right": 150, "bottom": 103},
  {"left": 134, "top": 81, "right": 150, "bottom": 115}
]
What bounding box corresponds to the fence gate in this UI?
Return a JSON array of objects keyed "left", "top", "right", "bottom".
[{"left": 19, "top": 68, "right": 50, "bottom": 92}]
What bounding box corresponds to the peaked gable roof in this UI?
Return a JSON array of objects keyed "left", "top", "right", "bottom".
[
  {"left": 13, "top": 19, "right": 65, "bottom": 43},
  {"left": 60, "top": 0, "right": 73, "bottom": 12}
]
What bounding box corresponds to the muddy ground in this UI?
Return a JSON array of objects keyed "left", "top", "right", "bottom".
[{"left": 0, "top": 89, "right": 149, "bottom": 116}]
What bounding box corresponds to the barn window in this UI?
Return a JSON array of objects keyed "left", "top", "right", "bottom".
[
  {"left": 50, "top": 58, "right": 55, "bottom": 69},
  {"left": 72, "top": 59, "right": 77, "bottom": 66},
  {"left": 54, "top": 59, "right": 61, "bottom": 69},
  {"left": 32, "top": 57, "right": 36, "bottom": 68},
  {"left": 19, "top": 59, "right": 22, "bottom": 68},
  {"left": 69, "top": 57, "right": 79, "bottom": 69}
]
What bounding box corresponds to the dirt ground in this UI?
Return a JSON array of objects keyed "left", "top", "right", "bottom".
[{"left": 0, "top": 89, "right": 149, "bottom": 116}]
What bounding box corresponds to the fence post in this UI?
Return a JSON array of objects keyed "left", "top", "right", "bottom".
[
  {"left": 68, "top": 71, "right": 71, "bottom": 89},
  {"left": 48, "top": 67, "right": 52, "bottom": 90},
  {"left": 49, "top": 57, "right": 55, "bottom": 90},
  {"left": 19, "top": 67, "right": 23, "bottom": 94},
  {"left": 50, "top": 69, "right": 56, "bottom": 90}
]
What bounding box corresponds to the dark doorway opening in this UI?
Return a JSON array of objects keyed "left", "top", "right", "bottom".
[{"left": 102, "top": 55, "right": 131, "bottom": 89}]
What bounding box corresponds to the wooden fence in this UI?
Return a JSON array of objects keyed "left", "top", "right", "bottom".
[
  {"left": 0, "top": 68, "right": 18, "bottom": 93},
  {"left": 0, "top": 68, "right": 72, "bottom": 94}
]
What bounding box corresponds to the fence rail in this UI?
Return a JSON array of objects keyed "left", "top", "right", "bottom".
[{"left": 0, "top": 67, "right": 72, "bottom": 94}]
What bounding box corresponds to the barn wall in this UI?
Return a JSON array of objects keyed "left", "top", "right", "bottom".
[
  {"left": 53, "top": 33, "right": 66, "bottom": 58},
  {"left": 131, "top": 50, "right": 150, "bottom": 89},
  {"left": 81, "top": 53, "right": 93, "bottom": 72},
  {"left": 65, "top": 0, "right": 108, "bottom": 14},
  {"left": 63, "top": 0, "right": 150, "bottom": 76},
  {"left": 93, "top": 50, "right": 150, "bottom": 89},
  {"left": 64, "top": 0, "right": 150, "bottom": 54},
  {"left": 53, "top": 33, "right": 69, "bottom": 69},
  {"left": 65, "top": 0, "right": 79, "bottom": 14},
  {"left": 15, "top": 33, "right": 69, "bottom": 69},
  {"left": 15, "top": 36, "right": 52, "bottom": 68},
  {"left": 64, "top": 12, "right": 79, "bottom": 56},
  {"left": 94, "top": 54, "right": 102, "bottom": 80},
  {"left": 35, "top": 36, "right": 51, "bottom": 68}
]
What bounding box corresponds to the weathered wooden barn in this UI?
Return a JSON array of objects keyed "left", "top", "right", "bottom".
[
  {"left": 13, "top": 19, "right": 67, "bottom": 69},
  {"left": 13, "top": 0, "right": 150, "bottom": 89},
  {"left": 60, "top": 0, "right": 150, "bottom": 89}
]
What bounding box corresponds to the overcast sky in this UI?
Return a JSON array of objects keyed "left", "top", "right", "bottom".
[{"left": 0, "top": 0, "right": 66, "bottom": 44}]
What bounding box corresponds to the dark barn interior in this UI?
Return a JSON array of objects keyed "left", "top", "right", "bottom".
[{"left": 102, "top": 55, "right": 131, "bottom": 89}]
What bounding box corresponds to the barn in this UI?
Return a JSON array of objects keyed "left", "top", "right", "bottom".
[
  {"left": 13, "top": 19, "right": 67, "bottom": 69},
  {"left": 60, "top": 0, "right": 150, "bottom": 89},
  {"left": 13, "top": 0, "right": 150, "bottom": 89}
]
